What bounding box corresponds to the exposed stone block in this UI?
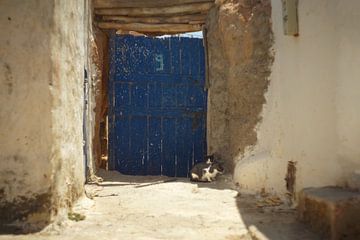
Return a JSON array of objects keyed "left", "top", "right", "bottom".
[{"left": 298, "top": 187, "right": 360, "bottom": 240}]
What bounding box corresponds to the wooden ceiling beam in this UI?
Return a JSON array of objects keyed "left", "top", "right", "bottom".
[
  {"left": 101, "top": 14, "right": 207, "bottom": 24},
  {"left": 94, "top": 2, "right": 213, "bottom": 16},
  {"left": 93, "top": 0, "right": 214, "bottom": 9},
  {"left": 97, "top": 22, "right": 202, "bottom": 33}
]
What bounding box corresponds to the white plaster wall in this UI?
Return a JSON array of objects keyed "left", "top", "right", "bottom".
[
  {"left": 50, "top": 0, "right": 87, "bottom": 209},
  {"left": 234, "top": 0, "right": 360, "bottom": 196},
  {"left": 334, "top": 2, "right": 360, "bottom": 185},
  {"left": 0, "top": 0, "right": 87, "bottom": 224},
  {"left": 0, "top": 0, "right": 54, "bottom": 203}
]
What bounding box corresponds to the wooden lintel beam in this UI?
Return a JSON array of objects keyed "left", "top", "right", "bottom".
[
  {"left": 93, "top": 0, "right": 214, "bottom": 9},
  {"left": 97, "top": 22, "right": 202, "bottom": 33},
  {"left": 101, "top": 14, "right": 207, "bottom": 24},
  {"left": 94, "top": 3, "right": 214, "bottom": 17}
]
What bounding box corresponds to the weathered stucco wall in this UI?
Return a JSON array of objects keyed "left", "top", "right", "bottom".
[
  {"left": 334, "top": 1, "right": 360, "bottom": 190},
  {"left": 90, "top": 27, "right": 109, "bottom": 172},
  {"left": 0, "top": 0, "right": 87, "bottom": 229},
  {"left": 50, "top": 0, "right": 87, "bottom": 216},
  {"left": 0, "top": 0, "right": 54, "bottom": 226},
  {"left": 233, "top": 0, "right": 360, "bottom": 198},
  {"left": 206, "top": 0, "right": 273, "bottom": 171}
]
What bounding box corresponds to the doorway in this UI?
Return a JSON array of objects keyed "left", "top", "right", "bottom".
[{"left": 108, "top": 33, "right": 207, "bottom": 177}]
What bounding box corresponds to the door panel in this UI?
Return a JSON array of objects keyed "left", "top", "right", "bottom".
[{"left": 109, "top": 34, "right": 206, "bottom": 177}]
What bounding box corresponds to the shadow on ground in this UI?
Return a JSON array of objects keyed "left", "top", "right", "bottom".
[
  {"left": 0, "top": 225, "right": 27, "bottom": 235},
  {"left": 0, "top": 212, "right": 50, "bottom": 235},
  {"left": 95, "top": 169, "right": 321, "bottom": 239},
  {"left": 235, "top": 195, "right": 321, "bottom": 240},
  {"left": 96, "top": 168, "right": 234, "bottom": 190}
]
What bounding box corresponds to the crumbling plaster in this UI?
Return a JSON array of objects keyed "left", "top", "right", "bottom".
[
  {"left": 90, "top": 27, "right": 109, "bottom": 172},
  {"left": 232, "top": 0, "right": 360, "bottom": 197},
  {"left": 0, "top": 0, "right": 88, "bottom": 228},
  {"left": 50, "top": 0, "right": 88, "bottom": 215},
  {"left": 206, "top": 0, "right": 273, "bottom": 171}
]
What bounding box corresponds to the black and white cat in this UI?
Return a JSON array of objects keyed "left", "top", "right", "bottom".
[{"left": 189, "top": 155, "right": 224, "bottom": 182}]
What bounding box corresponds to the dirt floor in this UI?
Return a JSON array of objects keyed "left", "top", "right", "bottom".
[{"left": 0, "top": 170, "right": 320, "bottom": 240}]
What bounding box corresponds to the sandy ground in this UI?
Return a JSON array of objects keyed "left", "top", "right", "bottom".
[{"left": 0, "top": 171, "right": 320, "bottom": 240}]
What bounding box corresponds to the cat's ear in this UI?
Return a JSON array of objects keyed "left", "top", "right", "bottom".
[
  {"left": 205, "top": 155, "right": 214, "bottom": 163},
  {"left": 208, "top": 154, "right": 214, "bottom": 160}
]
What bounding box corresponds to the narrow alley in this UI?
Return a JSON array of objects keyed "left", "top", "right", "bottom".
[
  {"left": 1, "top": 1, "right": 360, "bottom": 239},
  {"left": 1, "top": 171, "right": 319, "bottom": 240}
]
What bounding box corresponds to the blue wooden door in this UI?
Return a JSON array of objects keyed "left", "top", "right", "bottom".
[{"left": 108, "top": 34, "right": 207, "bottom": 177}]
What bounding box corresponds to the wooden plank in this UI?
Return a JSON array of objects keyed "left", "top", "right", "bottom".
[
  {"left": 134, "top": 178, "right": 177, "bottom": 188},
  {"left": 97, "top": 22, "right": 202, "bottom": 33},
  {"left": 202, "top": 26, "right": 210, "bottom": 90},
  {"left": 101, "top": 14, "right": 207, "bottom": 24},
  {"left": 162, "top": 118, "right": 176, "bottom": 176},
  {"left": 95, "top": 2, "right": 213, "bottom": 16},
  {"left": 94, "top": 0, "right": 214, "bottom": 9}
]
